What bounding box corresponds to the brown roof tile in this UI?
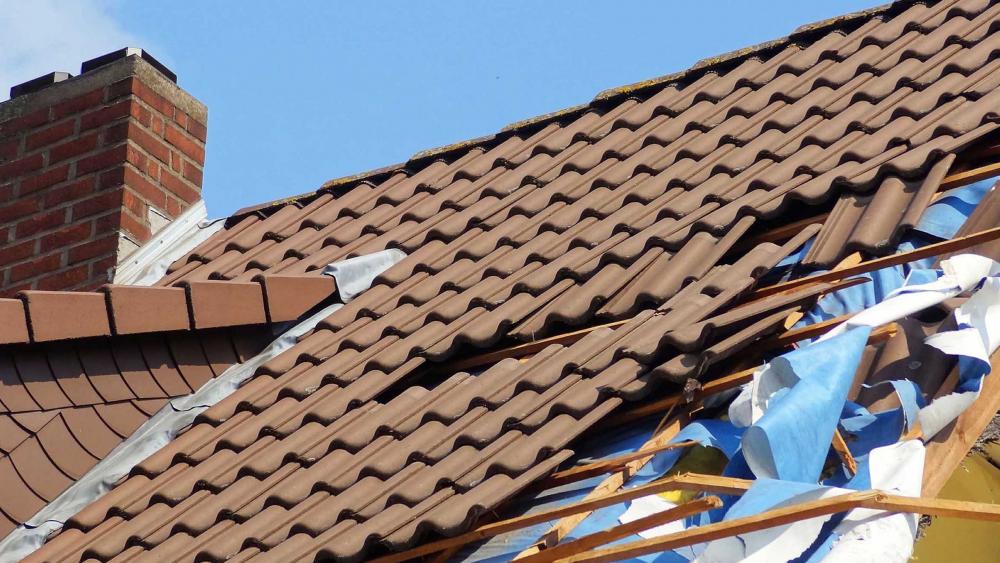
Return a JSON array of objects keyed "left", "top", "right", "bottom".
[
  {"left": 21, "top": 0, "right": 1000, "bottom": 560},
  {"left": 0, "top": 326, "right": 273, "bottom": 535},
  {"left": 104, "top": 285, "right": 190, "bottom": 334},
  {"left": 20, "top": 292, "right": 110, "bottom": 342},
  {"left": 0, "top": 300, "right": 28, "bottom": 345},
  {"left": 257, "top": 274, "right": 337, "bottom": 323}
]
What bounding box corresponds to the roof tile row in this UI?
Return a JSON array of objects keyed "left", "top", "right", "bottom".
[
  {"left": 0, "top": 274, "right": 336, "bottom": 345},
  {"left": 0, "top": 326, "right": 271, "bottom": 537}
]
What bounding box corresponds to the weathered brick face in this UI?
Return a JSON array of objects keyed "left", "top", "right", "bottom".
[{"left": 0, "top": 56, "right": 207, "bottom": 296}]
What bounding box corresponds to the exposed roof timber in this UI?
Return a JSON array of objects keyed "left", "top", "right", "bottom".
[
  {"left": 609, "top": 321, "right": 899, "bottom": 428},
  {"left": 922, "top": 349, "right": 1000, "bottom": 496},
  {"left": 370, "top": 472, "right": 749, "bottom": 563},
  {"left": 558, "top": 491, "right": 1000, "bottom": 562},
  {"left": 753, "top": 224, "right": 1000, "bottom": 299},
  {"left": 521, "top": 496, "right": 723, "bottom": 563},
  {"left": 518, "top": 411, "right": 693, "bottom": 560}
]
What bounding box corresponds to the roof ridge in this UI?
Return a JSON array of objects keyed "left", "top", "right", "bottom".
[{"left": 228, "top": 0, "right": 907, "bottom": 222}]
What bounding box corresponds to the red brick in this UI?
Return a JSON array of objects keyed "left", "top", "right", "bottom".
[
  {"left": 151, "top": 116, "right": 164, "bottom": 137},
  {"left": 121, "top": 188, "right": 146, "bottom": 218},
  {"left": 0, "top": 107, "right": 50, "bottom": 138},
  {"left": 125, "top": 144, "right": 148, "bottom": 171},
  {"left": 170, "top": 151, "right": 182, "bottom": 172},
  {"left": 164, "top": 124, "right": 205, "bottom": 163},
  {"left": 79, "top": 100, "right": 131, "bottom": 131},
  {"left": 43, "top": 176, "right": 96, "bottom": 208},
  {"left": 68, "top": 235, "right": 118, "bottom": 264},
  {"left": 36, "top": 264, "right": 89, "bottom": 290},
  {"left": 133, "top": 81, "right": 175, "bottom": 119},
  {"left": 50, "top": 133, "right": 99, "bottom": 164},
  {"left": 52, "top": 88, "right": 104, "bottom": 120},
  {"left": 187, "top": 118, "right": 208, "bottom": 143},
  {"left": 40, "top": 221, "right": 93, "bottom": 253},
  {"left": 25, "top": 120, "right": 76, "bottom": 152},
  {"left": 0, "top": 183, "right": 13, "bottom": 203},
  {"left": 0, "top": 198, "right": 39, "bottom": 222},
  {"left": 10, "top": 252, "right": 61, "bottom": 282},
  {"left": 19, "top": 164, "right": 70, "bottom": 196},
  {"left": 94, "top": 210, "right": 122, "bottom": 233},
  {"left": 0, "top": 238, "right": 35, "bottom": 266},
  {"left": 164, "top": 196, "right": 181, "bottom": 217},
  {"left": 15, "top": 207, "right": 65, "bottom": 238},
  {"left": 159, "top": 169, "right": 201, "bottom": 204},
  {"left": 128, "top": 122, "right": 171, "bottom": 164},
  {"left": 0, "top": 153, "right": 44, "bottom": 182},
  {"left": 71, "top": 188, "right": 123, "bottom": 220},
  {"left": 105, "top": 77, "right": 135, "bottom": 102},
  {"left": 104, "top": 122, "right": 129, "bottom": 145},
  {"left": 89, "top": 256, "right": 117, "bottom": 283},
  {"left": 0, "top": 283, "right": 31, "bottom": 297},
  {"left": 182, "top": 160, "right": 203, "bottom": 185},
  {"left": 0, "top": 138, "right": 20, "bottom": 161},
  {"left": 123, "top": 166, "right": 167, "bottom": 208},
  {"left": 75, "top": 144, "right": 128, "bottom": 176},
  {"left": 98, "top": 167, "right": 126, "bottom": 190},
  {"left": 129, "top": 101, "right": 153, "bottom": 128},
  {"left": 119, "top": 208, "right": 151, "bottom": 241}
]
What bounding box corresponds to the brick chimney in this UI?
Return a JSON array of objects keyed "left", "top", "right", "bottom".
[{"left": 0, "top": 48, "right": 207, "bottom": 295}]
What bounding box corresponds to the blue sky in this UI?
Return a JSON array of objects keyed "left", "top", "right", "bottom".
[{"left": 4, "top": 1, "right": 877, "bottom": 217}]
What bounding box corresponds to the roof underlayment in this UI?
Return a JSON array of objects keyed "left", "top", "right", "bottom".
[{"left": 5, "top": 0, "right": 1000, "bottom": 561}]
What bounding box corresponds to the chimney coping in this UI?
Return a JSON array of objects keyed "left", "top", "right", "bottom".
[
  {"left": 0, "top": 53, "right": 206, "bottom": 125},
  {"left": 9, "top": 71, "right": 74, "bottom": 99}
]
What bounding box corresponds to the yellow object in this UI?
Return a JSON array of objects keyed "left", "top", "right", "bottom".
[
  {"left": 910, "top": 448, "right": 1000, "bottom": 562},
  {"left": 655, "top": 446, "right": 729, "bottom": 504}
]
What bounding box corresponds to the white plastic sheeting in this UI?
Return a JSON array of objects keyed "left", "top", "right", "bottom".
[
  {"left": 0, "top": 249, "right": 406, "bottom": 563},
  {"left": 113, "top": 200, "right": 224, "bottom": 286}
]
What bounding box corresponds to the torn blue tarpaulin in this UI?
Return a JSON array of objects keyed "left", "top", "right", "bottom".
[
  {"left": 456, "top": 255, "right": 1000, "bottom": 563},
  {"left": 738, "top": 327, "right": 870, "bottom": 483}
]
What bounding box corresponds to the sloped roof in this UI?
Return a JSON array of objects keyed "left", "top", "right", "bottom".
[
  {"left": 0, "top": 275, "right": 338, "bottom": 535},
  {"left": 16, "top": 0, "right": 1000, "bottom": 560}
]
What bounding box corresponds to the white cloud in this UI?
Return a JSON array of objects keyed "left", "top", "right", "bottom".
[{"left": 0, "top": 0, "right": 148, "bottom": 99}]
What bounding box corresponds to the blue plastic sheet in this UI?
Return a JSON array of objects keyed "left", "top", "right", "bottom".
[{"left": 742, "top": 327, "right": 870, "bottom": 483}]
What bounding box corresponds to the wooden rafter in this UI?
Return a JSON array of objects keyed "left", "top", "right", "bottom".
[
  {"left": 535, "top": 440, "right": 698, "bottom": 489},
  {"left": 556, "top": 491, "right": 1000, "bottom": 562},
  {"left": 922, "top": 349, "right": 1000, "bottom": 496},
  {"left": 369, "top": 473, "right": 751, "bottom": 563},
  {"left": 752, "top": 225, "right": 1000, "bottom": 299},
  {"left": 608, "top": 321, "right": 898, "bottom": 427},
  {"left": 518, "top": 497, "right": 723, "bottom": 563}
]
